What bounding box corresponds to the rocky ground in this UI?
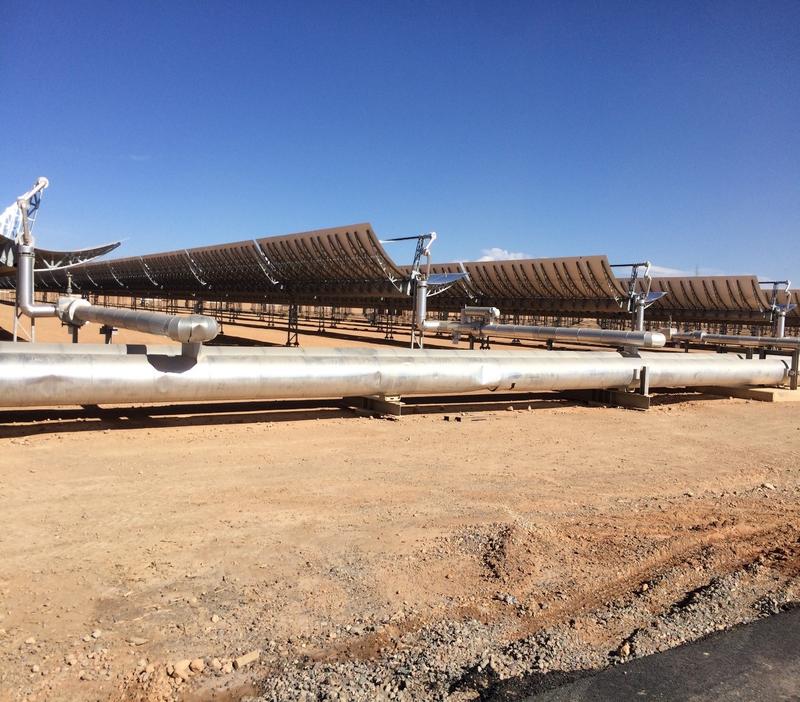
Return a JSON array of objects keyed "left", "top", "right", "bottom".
[{"left": 1, "top": 396, "right": 798, "bottom": 702}]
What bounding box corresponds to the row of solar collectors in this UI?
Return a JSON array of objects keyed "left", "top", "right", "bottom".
[
  {"left": 0, "top": 222, "right": 795, "bottom": 323},
  {"left": 0, "top": 224, "right": 409, "bottom": 304},
  {"left": 400, "top": 257, "right": 630, "bottom": 315},
  {"left": 406, "top": 262, "right": 798, "bottom": 322},
  {"left": 647, "top": 277, "right": 798, "bottom": 322}
]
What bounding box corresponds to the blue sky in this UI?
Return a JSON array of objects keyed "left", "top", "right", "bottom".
[{"left": 1, "top": 1, "right": 798, "bottom": 278}]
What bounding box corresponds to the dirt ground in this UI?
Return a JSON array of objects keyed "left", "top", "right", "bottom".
[{"left": 1, "top": 304, "right": 799, "bottom": 701}]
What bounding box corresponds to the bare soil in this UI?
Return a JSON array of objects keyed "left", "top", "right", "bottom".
[{"left": 0, "top": 303, "right": 799, "bottom": 701}]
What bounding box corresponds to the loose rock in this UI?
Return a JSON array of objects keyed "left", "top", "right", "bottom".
[
  {"left": 170, "top": 659, "right": 191, "bottom": 682},
  {"left": 234, "top": 649, "right": 260, "bottom": 670}
]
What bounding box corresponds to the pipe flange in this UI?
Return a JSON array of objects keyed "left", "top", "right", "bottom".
[{"left": 57, "top": 296, "right": 91, "bottom": 326}]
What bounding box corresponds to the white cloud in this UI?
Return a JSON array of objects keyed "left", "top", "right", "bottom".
[
  {"left": 476, "top": 247, "right": 531, "bottom": 262},
  {"left": 650, "top": 264, "right": 727, "bottom": 277},
  {"left": 649, "top": 264, "right": 691, "bottom": 277}
]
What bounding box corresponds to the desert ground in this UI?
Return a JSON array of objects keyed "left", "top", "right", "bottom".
[{"left": 1, "top": 303, "right": 798, "bottom": 702}]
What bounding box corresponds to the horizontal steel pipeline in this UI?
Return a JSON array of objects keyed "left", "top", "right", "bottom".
[
  {"left": 673, "top": 331, "right": 800, "bottom": 350},
  {"left": 0, "top": 347, "right": 787, "bottom": 407},
  {"left": 423, "top": 320, "right": 666, "bottom": 348},
  {"left": 0, "top": 343, "right": 765, "bottom": 362},
  {"left": 0, "top": 343, "right": 624, "bottom": 358},
  {"left": 57, "top": 298, "right": 219, "bottom": 344}
]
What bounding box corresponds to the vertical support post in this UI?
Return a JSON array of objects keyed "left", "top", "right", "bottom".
[
  {"left": 385, "top": 310, "right": 395, "bottom": 340},
  {"left": 639, "top": 366, "right": 650, "bottom": 396},
  {"left": 100, "top": 324, "right": 116, "bottom": 344},
  {"left": 71, "top": 325, "right": 79, "bottom": 344},
  {"left": 286, "top": 302, "right": 299, "bottom": 347},
  {"left": 791, "top": 349, "right": 799, "bottom": 391}
]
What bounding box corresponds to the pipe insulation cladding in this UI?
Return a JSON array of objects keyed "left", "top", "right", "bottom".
[
  {"left": 57, "top": 298, "right": 219, "bottom": 344},
  {"left": 422, "top": 320, "right": 666, "bottom": 348},
  {"left": 672, "top": 331, "right": 800, "bottom": 350},
  {"left": 0, "top": 346, "right": 787, "bottom": 408}
]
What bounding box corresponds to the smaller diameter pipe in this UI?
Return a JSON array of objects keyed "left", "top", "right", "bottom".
[
  {"left": 423, "top": 320, "right": 666, "bottom": 348},
  {"left": 16, "top": 245, "right": 57, "bottom": 318},
  {"left": 674, "top": 331, "right": 800, "bottom": 350},
  {"left": 58, "top": 298, "right": 219, "bottom": 344},
  {"left": 776, "top": 310, "right": 787, "bottom": 339}
]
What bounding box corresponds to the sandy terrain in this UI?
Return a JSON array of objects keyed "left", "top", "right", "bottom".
[{"left": 0, "top": 302, "right": 799, "bottom": 701}]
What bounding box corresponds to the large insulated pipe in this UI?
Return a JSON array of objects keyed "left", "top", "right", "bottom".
[
  {"left": 0, "top": 347, "right": 787, "bottom": 407},
  {"left": 423, "top": 320, "right": 666, "bottom": 348},
  {"left": 0, "top": 343, "right": 627, "bottom": 358},
  {"left": 674, "top": 330, "right": 800, "bottom": 350},
  {"left": 57, "top": 297, "right": 219, "bottom": 344}
]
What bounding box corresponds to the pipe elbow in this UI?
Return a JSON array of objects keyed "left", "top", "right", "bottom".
[
  {"left": 18, "top": 301, "right": 58, "bottom": 319},
  {"left": 167, "top": 315, "right": 219, "bottom": 343}
]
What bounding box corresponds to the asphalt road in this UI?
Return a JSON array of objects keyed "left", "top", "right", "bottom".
[{"left": 526, "top": 607, "right": 800, "bottom": 701}]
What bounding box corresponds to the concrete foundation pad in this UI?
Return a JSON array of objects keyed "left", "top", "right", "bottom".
[
  {"left": 696, "top": 386, "right": 800, "bottom": 402},
  {"left": 341, "top": 395, "right": 405, "bottom": 416}
]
